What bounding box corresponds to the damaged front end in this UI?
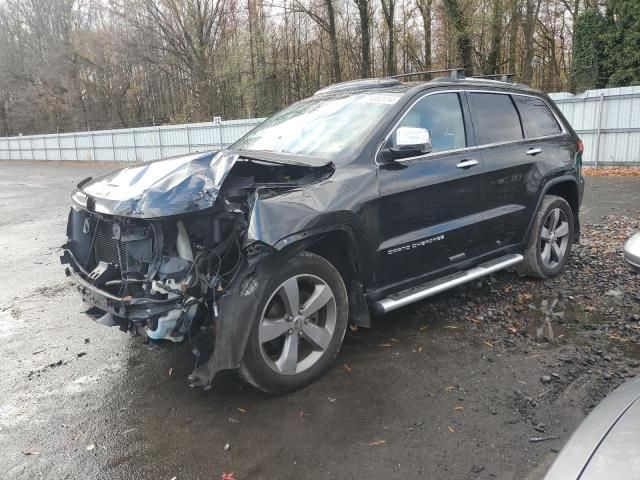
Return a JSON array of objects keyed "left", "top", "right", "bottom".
[{"left": 61, "top": 150, "right": 333, "bottom": 387}]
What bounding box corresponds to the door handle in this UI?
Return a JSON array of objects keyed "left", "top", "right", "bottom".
[
  {"left": 526, "top": 147, "right": 543, "bottom": 156},
  {"left": 456, "top": 159, "right": 479, "bottom": 169}
]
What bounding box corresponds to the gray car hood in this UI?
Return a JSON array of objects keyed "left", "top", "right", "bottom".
[
  {"left": 73, "top": 151, "right": 237, "bottom": 218},
  {"left": 545, "top": 377, "right": 640, "bottom": 480}
]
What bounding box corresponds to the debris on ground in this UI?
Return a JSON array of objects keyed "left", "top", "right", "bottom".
[
  {"left": 368, "top": 440, "right": 386, "bottom": 446},
  {"left": 583, "top": 167, "right": 640, "bottom": 177},
  {"left": 529, "top": 435, "right": 560, "bottom": 443}
]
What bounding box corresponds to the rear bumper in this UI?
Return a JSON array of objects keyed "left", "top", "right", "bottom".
[{"left": 63, "top": 253, "right": 181, "bottom": 321}]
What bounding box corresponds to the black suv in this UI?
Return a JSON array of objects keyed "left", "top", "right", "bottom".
[{"left": 62, "top": 72, "right": 584, "bottom": 393}]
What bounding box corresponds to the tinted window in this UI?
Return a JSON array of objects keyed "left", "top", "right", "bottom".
[
  {"left": 395, "top": 93, "right": 466, "bottom": 153},
  {"left": 469, "top": 93, "right": 523, "bottom": 145},
  {"left": 513, "top": 95, "right": 562, "bottom": 138}
]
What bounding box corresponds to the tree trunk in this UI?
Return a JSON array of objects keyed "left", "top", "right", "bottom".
[
  {"left": 521, "top": 0, "right": 542, "bottom": 84},
  {"left": 381, "top": 0, "right": 396, "bottom": 76},
  {"left": 355, "top": 0, "right": 371, "bottom": 78},
  {"left": 443, "top": 0, "right": 473, "bottom": 75},
  {"left": 508, "top": 0, "right": 522, "bottom": 74},
  {"left": 325, "top": 0, "right": 341, "bottom": 82},
  {"left": 485, "top": 0, "right": 503, "bottom": 75},
  {"left": 416, "top": 0, "right": 432, "bottom": 70}
]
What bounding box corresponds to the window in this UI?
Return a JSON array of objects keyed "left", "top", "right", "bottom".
[
  {"left": 394, "top": 93, "right": 466, "bottom": 154},
  {"left": 468, "top": 93, "right": 523, "bottom": 145},
  {"left": 513, "top": 95, "right": 562, "bottom": 138},
  {"left": 231, "top": 91, "right": 403, "bottom": 163}
]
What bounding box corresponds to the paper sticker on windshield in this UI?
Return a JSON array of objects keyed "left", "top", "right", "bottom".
[{"left": 363, "top": 94, "right": 400, "bottom": 105}]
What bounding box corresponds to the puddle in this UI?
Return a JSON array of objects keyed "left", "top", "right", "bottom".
[{"left": 522, "top": 296, "right": 640, "bottom": 359}]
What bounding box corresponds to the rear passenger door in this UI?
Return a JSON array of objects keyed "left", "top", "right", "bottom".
[{"left": 468, "top": 92, "right": 553, "bottom": 249}]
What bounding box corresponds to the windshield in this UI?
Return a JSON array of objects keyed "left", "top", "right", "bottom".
[{"left": 231, "top": 91, "right": 403, "bottom": 162}]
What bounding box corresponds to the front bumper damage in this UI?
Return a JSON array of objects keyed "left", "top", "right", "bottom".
[{"left": 61, "top": 150, "right": 335, "bottom": 388}]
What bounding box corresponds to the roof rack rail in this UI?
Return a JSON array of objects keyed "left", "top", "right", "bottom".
[
  {"left": 389, "top": 68, "right": 465, "bottom": 80},
  {"left": 471, "top": 73, "right": 515, "bottom": 83}
]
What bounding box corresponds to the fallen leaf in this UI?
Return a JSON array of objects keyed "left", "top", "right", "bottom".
[
  {"left": 454, "top": 406, "right": 464, "bottom": 411},
  {"left": 368, "top": 440, "right": 386, "bottom": 446},
  {"left": 419, "top": 325, "right": 428, "bottom": 331},
  {"left": 343, "top": 364, "right": 352, "bottom": 373},
  {"left": 86, "top": 444, "right": 96, "bottom": 451},
  {"left": 447, "top": 426, "right": 455, "bottom": 433}
]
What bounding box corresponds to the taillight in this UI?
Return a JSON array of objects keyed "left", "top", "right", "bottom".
[{"left": 576, "top": 139, "right": 584, "bottom": 153}]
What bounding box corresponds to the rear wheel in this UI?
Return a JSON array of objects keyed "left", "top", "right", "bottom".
[
  {"left": 517, "top": 195, "right": 574, "bottom": 278},
  {"left": 239, "top": 251, "right": 348, "bottom": 393}
]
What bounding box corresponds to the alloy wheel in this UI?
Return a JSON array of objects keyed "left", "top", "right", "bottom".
[
  {"left": 540, "top": 207, "right": 570, "bottom": 269},
  {"left": 258, "top": 274, "right": 337, "bottom": 375}
]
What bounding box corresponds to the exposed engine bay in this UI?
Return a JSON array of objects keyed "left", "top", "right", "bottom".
[{"left": 61, "top": 151, "right": 335, "bottom": 385}]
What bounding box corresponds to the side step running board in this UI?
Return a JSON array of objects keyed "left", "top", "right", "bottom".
[{"left": 375, "top": 254, "right": 523, "bottom": 314}]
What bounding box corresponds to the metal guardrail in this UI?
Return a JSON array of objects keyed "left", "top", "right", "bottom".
[{"left": 0, "top": 118, "right": 265, "bottom": 163}]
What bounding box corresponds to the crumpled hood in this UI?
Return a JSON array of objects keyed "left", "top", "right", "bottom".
[{"left": 73, "top": 151, "right": 238, "bottom": 218}]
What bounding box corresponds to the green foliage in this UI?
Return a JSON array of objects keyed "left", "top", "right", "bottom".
[
  {"left": 603, "top": 0, "right": 640, "bottom": 87},
  {"left": 571, "top": 10, "right": 609, "bottom": 90}
]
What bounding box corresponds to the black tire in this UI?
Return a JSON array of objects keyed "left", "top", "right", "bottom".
[
  {"left": 239, "top": 251, "right": 348, "bottom": 394},
  {"left": 517, "top": 195, "right": 574, "bottom": 279}
]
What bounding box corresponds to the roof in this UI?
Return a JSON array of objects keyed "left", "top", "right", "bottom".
[{"left": 314, "top": 75, "right": 537, "bottom": 98}]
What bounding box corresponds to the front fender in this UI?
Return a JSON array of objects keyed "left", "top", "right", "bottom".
[{"left": 188, "top": 247, "right": 301, "bottom": 388}]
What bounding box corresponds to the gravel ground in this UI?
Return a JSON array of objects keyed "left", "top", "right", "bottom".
[{"left": 0, "top": 161, "right": 638, "bottom": 480}]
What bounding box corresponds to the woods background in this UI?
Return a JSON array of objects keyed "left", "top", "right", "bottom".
[{"left": 0, "top": 0, "right": 637, "bottom": 136}]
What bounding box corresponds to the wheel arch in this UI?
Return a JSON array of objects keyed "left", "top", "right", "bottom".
[
  {"left": 280, "top": 227, "right": 372, "bottom": 327},
  {"left": 525, "top": 176, "right": 581, "bottom": 243}
]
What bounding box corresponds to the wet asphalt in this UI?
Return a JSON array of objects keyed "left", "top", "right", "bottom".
[{"left": 0, "top": 161, "right": 639, "bottom": 480}]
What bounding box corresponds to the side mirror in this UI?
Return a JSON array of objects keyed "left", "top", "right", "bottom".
[{"left": 389, "top": 127, "right": 432, "bottom": 159}]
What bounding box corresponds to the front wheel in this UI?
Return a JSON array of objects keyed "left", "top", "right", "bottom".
[
  {"left": 239, "top": 251, "right": 348, "bottom": 394},
  {"left": 517, "top": 195, "right": 574, "bottom": 278}
]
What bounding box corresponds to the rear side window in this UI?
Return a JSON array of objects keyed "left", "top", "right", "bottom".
[
  {"left": 468, "top": 93, "right": 523, "bottom": 145},
  {"left": 396, "top": 92, "right": 466, "bottom": 153},
  {"left": 513, "top": 95, "right": 562, "bottom": 138}
]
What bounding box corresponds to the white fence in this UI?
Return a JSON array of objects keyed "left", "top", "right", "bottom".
[
  {"left": 550, "top": 86, "right": 640, "bottom": 166},
  {"left": 1, "top": 85, "right": 640, "bottom": 165},
  {"left": 0, "top": 118, "right": 264, "bottom": 163}
]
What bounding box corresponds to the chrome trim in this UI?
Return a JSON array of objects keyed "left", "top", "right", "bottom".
[
  {"left": 456, "top": 159, "right": 479, "bottom": 168},
  {"left": 376, "top": 89, "right": 568, "bottom": 165},
  {"left": 375, "top": 253, "right": 523, "bottom": 313}
]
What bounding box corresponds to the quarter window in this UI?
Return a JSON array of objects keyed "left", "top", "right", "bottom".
[
  {"left": 469, "top": 93, "right": 523, "bottom": 145},
  {"left": 394, "top": 93, "right": 466, "bottom": 153},
  {"left": 513, "top": 95, "right": 562, "bottom": 138}
]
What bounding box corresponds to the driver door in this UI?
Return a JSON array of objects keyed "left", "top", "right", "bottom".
[{"left": 375, "top": 91, "right": 487, "bottom": 286}]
